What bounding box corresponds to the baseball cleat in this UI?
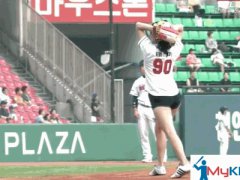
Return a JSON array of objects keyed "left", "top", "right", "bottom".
[
  {"left": 170, "top": 164, "right": 190, "bottom": 178},
  {"left": 149, "top": 165, "right": 166, "bottom": 176}
]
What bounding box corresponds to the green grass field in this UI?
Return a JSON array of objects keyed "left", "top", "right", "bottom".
[{"left": 0, "top": 164, "right": 150, "bottom": 178}]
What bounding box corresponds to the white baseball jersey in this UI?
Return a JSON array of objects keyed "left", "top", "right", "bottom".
[
  {"left": 129, "top": 76, "right": 152, "bottom": 107},
  {"left": 215, "top": 114, "right": 230, "bottom": 142},
  {"left": 138, "top": 35, "right": 183, "bottom": 96}
]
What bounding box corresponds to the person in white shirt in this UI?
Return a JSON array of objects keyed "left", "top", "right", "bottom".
[
  {"left": 0, "top": 87, "right": 18, "bottom": 121},
  {"left": 35, "top": 109, "right": 51, "bottom": 124},
  {"left": 231, "top": 36, "right": 240, "bottom": 52},
  {"left": 210, "top": 48, "right": 227, "bottom": 72},
  {"left": 136, "top": 21, "right": 190, "bottom": 178},
  {"left": 205, "top": 31, "right": 218, "bottom": 53},
  {"left": 130, "top": 60, "right": 167, "bottom": 163},
  {"left": 236, "top": 36, "right": 240, "bottom": 48},
  {"left": 0, "top": 87, "right": 12, "bottom": 106},
  {"left": 218, "top": 1, "right": 231, "bottom": 18},
  {"left": 215, "top": 106, "right": 232, "bottom": 155}
]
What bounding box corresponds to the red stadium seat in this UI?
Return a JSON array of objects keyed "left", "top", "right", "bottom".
[
  {"left": 0, "top": 82, "right": 7, "bottom": 87},
  {"left": 6, "top": 82, "right": 15, "bottom": 90},
  {"left": 5, "top": 75, "right": 13, "bottom": 82},
  {"left": 34, "top": 98, "right": 45, "bottom": 105},
  {"left": 23, "top": 117, "right": 31, "bottom": 124},
  {"left": 0, "top": 118, "right": 7, "bottom": 124},
  {"left": 60, "top": 119, "right": 70, "bottom": 124},
  {"left": 0, "top": 75, "right": 4, "bottom": 82},
  {"left": 28, "top": 113, "right": 37, "bottom": 122},
  {"left": 31, "top": 105, "right": 39, "bottom": 112},
  {"left": 15, "top": 106, "right": 24, "bottom": 112},
  {"left": 8, "top": 90, "right": 15, "bottom": 97},
  {"left": 24, "top": 106, "right": 32, "bottom": 112},
  {"left": 21, "top": 82, "right": 29, "bottom": 87},
  {"left": 0, "top": 59, "right": 7, "bottom": 65},
  {"left": 0, "top": 58, "right": 71, "bottom": 124},
  {"left": 11, "top": 74, "right": 21, "bottom": 81},
  {"left": 1, "top": 67, "right": 11, "bottom": 73},
  {"left": 14, "top": 82, "right": 23, "bottom": 87}
]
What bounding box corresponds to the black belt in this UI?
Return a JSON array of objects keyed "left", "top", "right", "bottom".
[{"left": 139, "top": 103, "right": 152, "bottom": 108}]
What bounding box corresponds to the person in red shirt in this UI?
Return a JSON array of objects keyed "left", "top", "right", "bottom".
[{"left": 186, "top": 48, "right": 201, "bottom": 72}]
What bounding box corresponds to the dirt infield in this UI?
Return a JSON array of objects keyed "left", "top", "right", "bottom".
[{"left": 0, "top": 161, "right": 190, "bottom": 180}]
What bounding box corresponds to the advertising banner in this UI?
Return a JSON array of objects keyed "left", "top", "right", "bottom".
[
  {"left": 0, "top": 124, "right": 157, "bottom": 162},
  {"left": 30, "top": 0, "right": 153, "bottom": 23},
  {"left": 182, "top": 94, "right": 240, "bottom": 156}
]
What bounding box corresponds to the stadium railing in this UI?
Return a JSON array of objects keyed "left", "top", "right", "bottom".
[
  {"left": 0, "top": 0, "right": 124, "bottom": 123},
  {"left": 181, "top": 85, "right": 240, "bottom": 94}
]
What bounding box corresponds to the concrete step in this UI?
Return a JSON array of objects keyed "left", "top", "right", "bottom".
[
  {"left": 3, "top": 57, "right": 57, "bottom": 109},
  {"left": 0, "top": 46, "right": 77, "bottom": 122}
]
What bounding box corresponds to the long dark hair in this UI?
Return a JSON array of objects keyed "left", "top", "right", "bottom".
[{"left": 157, "top": 41, "right": 171, "bottom": 55}]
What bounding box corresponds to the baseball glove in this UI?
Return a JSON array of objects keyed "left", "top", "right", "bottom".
[{"left": 153, "top": 21, "right": 180, "bottom": 44}]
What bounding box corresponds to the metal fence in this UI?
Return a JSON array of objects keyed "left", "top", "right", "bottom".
[
  {"left": 0, "top": 0, "right": 125, "bottom": 123},
  {"left": 21, "top": 1, "right": 113, "bottom": 121},
  {"left": 114, "top": 79, "right": 124, "bottom": 123}
]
